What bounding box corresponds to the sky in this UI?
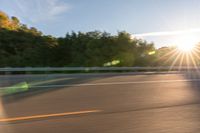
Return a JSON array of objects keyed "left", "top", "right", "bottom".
[{"left": 1, "top": 0, "right": 200, "bottom": 48}]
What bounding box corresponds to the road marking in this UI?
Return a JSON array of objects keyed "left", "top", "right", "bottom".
[
  {"left": 29, "top": 78, "right": 200, "bottom": 88},
  {"left": 0, "top": 110, "right": 101, "bottom": 122}
]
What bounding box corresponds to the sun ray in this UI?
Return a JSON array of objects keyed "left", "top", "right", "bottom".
[
  {"left": 188, "top": 52, "right": 197, "bottom": 68},
  {"left": 169, "top": 51, "right": 182, "bottom": 71},
  {"left": 163, "top": 49, "right": 179, "bottom": 66},
  {"left": 156, "top": 48, "right": 177, "bottom": 62},
  {"left": 185, "top": 52, "right": 191, "bottom": 71},
  {"left": 192, "top": 49, "right": 200, "bottom": 61},
  {"left": 178, "top": 53, "right": 185, "bottom": 70}
]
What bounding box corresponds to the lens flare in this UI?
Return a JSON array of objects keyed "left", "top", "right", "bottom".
[{"left": 175, "top": 34, "right": 198, "bottom": 52}]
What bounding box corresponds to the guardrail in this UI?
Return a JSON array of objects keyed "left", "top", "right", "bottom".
[{"left": 0, "top": 66, "right": 198, "bottom": 72}]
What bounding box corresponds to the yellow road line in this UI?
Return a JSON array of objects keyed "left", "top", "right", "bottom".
[{"left": 0, "top": 110, "right": 101, "bottom": 122}]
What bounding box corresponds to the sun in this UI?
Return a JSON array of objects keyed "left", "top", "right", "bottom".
[
  {"left": 177, "top": 42, "right": 196, "bottom": 52},
  {"left": 160, "top": 32, "right": 200, "bottom": 69},
  {"left": 175, "top": 34, "right": 198, "bottom": 52}
]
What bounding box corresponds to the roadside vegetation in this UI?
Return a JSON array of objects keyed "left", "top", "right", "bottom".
[{"left": 0, "top": 11, "right": 199, "bottom": 67}]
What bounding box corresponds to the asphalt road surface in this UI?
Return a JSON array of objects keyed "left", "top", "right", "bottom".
[{"left": 0, "top": 72, "right": 200, "bottom": 133}]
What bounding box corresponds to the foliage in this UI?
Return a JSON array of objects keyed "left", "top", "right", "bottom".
[{"left": 1, "top": 11, "right": 182, "bottom": 67}]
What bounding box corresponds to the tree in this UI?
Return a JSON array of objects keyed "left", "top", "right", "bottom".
[
  {"left": 0, "top": 10, "right": 159, "bottom": 67},
  {"left": 0, "top": 11, "right": 10, "bottom": 29}
]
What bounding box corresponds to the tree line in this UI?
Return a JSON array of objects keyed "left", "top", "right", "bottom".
[{"left": 0, "top": 11, "right": 199, "bottom": 67}]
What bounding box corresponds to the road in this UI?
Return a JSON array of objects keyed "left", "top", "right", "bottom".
[{"left": 0, "top": 72, "right": 200, "bottom": 133}]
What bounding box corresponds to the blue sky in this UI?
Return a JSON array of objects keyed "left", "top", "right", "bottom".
[{"left": 1, "top": 0, "right": 200, "bottom": 48}]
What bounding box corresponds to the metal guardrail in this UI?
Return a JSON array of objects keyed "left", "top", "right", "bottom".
[{"left": 0, "top": 66, "right": 198, "bottom": 72}]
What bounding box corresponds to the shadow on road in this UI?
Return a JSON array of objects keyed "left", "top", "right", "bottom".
[
  {"left": 1, "top": 72, "right": 155, "bottom": 103},
  {"left": 2, "top": 71, "right": 200, "bottom": 104}
]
